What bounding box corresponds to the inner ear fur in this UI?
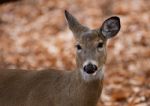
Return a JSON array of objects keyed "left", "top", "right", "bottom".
[{"left": 100, "top": 16, "right": 121, "bottom": 39}]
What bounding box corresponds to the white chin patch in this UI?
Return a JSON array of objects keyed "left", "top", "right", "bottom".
[
  {"left": 92, "top": 71, "right": 97, "bottom": 76},
  {"left": 80, "top": 68, "right": 104, "bottom": 82}
]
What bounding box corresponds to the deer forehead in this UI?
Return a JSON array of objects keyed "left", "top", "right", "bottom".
[{"left": 77, "top": 30, "right": 104, "bottom": 46}]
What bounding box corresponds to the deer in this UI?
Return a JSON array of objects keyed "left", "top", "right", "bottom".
[{"left": 0, "top": 10, "right": 120, "bottom": 106}]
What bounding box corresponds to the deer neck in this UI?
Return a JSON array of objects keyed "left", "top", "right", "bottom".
[{"left": 67, "top": 69, "right": 103, "bottom": 106}]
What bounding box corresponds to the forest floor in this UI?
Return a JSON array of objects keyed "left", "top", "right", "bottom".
[{"left": 0, "top": 0, "right": 150, "bottom": 106}]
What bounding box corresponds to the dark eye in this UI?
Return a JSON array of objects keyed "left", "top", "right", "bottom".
[
  {"left": 97, "top": 42, "right": 103, "bottom": 48},
  {"left": 76, "top": 44, "right": 82, "bottom": 51}
]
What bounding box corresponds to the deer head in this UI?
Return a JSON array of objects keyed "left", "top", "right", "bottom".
[{"left": 65, "top": 10, "right": 120, "bottom": 81}]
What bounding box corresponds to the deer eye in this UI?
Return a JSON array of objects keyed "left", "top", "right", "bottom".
[
  {"left": 76, "top": 44, "right": 82, "bottom": 51},
  {"left": 97, "top": 42, "right": 103, "bottom": 49}
]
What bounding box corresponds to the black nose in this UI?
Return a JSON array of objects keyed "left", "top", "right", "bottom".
[{"left": 83, "top": 63, "right": 98, "bottom": 74}]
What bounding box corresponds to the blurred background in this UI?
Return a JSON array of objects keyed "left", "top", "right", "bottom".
[{"left": 0, "top": 0, "right": 150, "bottom": 106}]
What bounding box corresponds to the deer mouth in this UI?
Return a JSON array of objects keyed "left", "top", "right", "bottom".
[{"left": 80, "top": 67, "right": 104, "bottom": 81}]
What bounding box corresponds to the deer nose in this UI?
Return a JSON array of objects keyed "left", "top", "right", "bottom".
[{"left": 83, "top": 63, "right": 97, "bottom": 74}]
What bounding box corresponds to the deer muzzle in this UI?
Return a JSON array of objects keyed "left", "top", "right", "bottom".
[{"left": 83, "top": 63, "right": 98, "bottom": 74}]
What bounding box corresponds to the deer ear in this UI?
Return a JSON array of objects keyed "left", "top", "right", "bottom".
[
  {"left": 65, "top": 10, "right": 89, "bottom": 37},
  {"left": 100, "top": 16, "right": 120, "bottom": 39}
]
